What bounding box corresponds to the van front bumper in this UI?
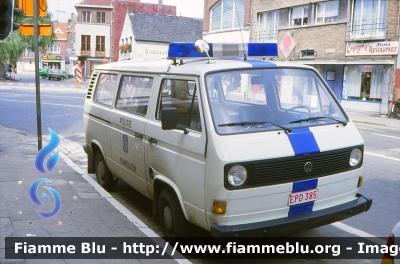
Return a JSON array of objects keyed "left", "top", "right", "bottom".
[{"left": 210, "top": 193, "right": 372, "bottom": 238}]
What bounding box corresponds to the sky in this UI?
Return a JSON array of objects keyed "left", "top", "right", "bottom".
[{"left": 47, "top": 0, "right": 204, "bottom": 22}]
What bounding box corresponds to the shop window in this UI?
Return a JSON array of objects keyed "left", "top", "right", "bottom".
[
  {"left": 81, "top": 35, "right": 90, "bottom": 55},
  {"left": 343, "top": 65, "right": 383, "bottom": 101},
  {"left": 210, "top": 0, "right": 245, "bottom": 31},
  {"left": 316, "top": 1, "right": 339, "bottom": 24},
  {"left": 97, "top": 12, "right": 105, "bottom": 23},
  {"left": 82, "top": 11, "right": 91, "bottom": 23},
  {"left": 96, "top": 36, "right": 105, "bottom": 54},
  {"left": 289, "top": 5, "right": 309, "bottom": 27}
]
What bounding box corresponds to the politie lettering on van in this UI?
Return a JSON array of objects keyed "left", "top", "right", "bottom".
[{"left": 83, "top": 39, "right": 372, "bottom": 238}]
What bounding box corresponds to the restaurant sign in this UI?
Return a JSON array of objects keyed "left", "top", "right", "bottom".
[
  {"left": 42, "top": 55, "right": 62, "bottom": 60},
  {"left": 346, "top": 41, "right": 399, "bottom": 56}
]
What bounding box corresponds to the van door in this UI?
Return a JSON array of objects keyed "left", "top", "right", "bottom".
[
  {"left": 109, "top": 75, "right": 154, "bottom": 197},
  {"left": 145, "top": 77, "right": 208, "bottom": 228}
]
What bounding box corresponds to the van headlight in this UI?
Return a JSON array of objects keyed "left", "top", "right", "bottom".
[
  {"left": 227, "top": 165, "right": 247, "bottom": 186},
  {"left": 350, "top": 148, "right": 362, "bottom": 166}
]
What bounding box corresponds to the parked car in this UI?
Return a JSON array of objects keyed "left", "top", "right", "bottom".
[
  {"left": 48, "top": 69, "right": 68, "bottom": 81},
  {"left": 39, "top": 68, "right": 49, "bottom": 79},
  {"left": 61, "top": 70, "right": 74, "bottom": 79}
]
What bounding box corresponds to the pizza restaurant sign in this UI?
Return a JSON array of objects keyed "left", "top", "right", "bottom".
[{"left": 346, "top": 41, "right": 399, "bottom": 56}]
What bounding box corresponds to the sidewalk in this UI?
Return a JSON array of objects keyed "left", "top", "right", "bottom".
[
  {"left": 0, "top": 126, "right": 181, "bottom": 264},
  {"left": 348, "top": 111, "right": 400, "bottom": 129}
]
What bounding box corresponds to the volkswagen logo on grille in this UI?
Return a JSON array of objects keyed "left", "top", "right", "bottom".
[{"left": 304, "top": 162, "right": 313, "bottom": 173}]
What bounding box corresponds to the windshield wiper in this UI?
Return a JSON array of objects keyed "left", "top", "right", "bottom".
[
  {"left": 218, "top": 121, "right": 292, "bottom": 133},
  {"left": 290, "top": 116, "right": 347, "bottom": 126}
]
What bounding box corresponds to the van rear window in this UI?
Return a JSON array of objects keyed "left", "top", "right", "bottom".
[{"left": 93, "top": 73, "right": 118, "bottom": 107}]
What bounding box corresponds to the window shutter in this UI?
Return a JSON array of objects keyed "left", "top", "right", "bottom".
[{"left": 233, "top": 0, "right": 245, "bottom": 28}]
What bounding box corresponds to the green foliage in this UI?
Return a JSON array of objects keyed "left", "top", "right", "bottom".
[{"left": 0, "top": 11, "right": 56, "bottom": 64}]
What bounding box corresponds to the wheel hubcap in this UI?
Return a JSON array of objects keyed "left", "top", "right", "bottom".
[{"left": 163, "top": 205, "right": 174, "bottom": 232}]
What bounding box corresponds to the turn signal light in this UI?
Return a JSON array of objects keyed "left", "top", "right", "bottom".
[
  {"left": 357, "top": 176, "right": 364, "bottom": 187},
  {"left": 212, "top": 201, "right": 226, "bottom": 215}
]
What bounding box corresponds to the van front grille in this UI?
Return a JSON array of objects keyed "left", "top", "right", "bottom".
[{"left": 253, "top": 146, "right": 363, "bottom": 187}]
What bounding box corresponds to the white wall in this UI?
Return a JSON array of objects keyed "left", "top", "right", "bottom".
[
  {"left": 75, "top": 24, "right": 111, "bottom": 57},
  {"left": 203, "top": 30, "right": 250, "bottom": 43}
]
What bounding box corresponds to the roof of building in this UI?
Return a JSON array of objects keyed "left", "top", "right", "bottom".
[
  {"left": 129, "top": 12, "right": 203, "bottom": 43},
  {"left": 76, "top": 0, "right": 112, "bottom": 5},
  {"left": 52, "top": 21, "right": 69, "bottom": 40}
]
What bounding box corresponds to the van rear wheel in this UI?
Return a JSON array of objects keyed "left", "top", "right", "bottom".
[
  {"left": 158, "top": 190, "right": 189, "bottom": 237},
  {"left": 94, "top": 151, "right": 118, "bottom": 191}
]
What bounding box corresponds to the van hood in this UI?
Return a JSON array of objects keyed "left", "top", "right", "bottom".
[{"left": 213, "top": 122, "right": 363, "bottom": 162}]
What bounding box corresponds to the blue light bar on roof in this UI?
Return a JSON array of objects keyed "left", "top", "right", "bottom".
[{"left": 168, "top": 42, "right": 277, "bottom": 59}]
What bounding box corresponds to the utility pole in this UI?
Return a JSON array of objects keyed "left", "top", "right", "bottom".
[{"left": 34, "top": 0, "right": 42, "bottom": 150}]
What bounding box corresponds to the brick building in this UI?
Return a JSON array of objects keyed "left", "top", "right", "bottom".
[
  {"left": 202, "top": 0, "right": 252, "bottom": 43},
  {"left": 251, "top": 0, "right": 399, "bottom": 114}
]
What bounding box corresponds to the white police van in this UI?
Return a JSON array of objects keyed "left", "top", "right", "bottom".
[{"left": 83, "top": 40, "right": 372, "bottom": 237}]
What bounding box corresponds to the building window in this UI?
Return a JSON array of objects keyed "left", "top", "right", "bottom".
[
  {"left": 210, "top": 0, "right": 245, "bottom": 31},
  {"left": 23, "top": 49, "right": 34, "bottom": 57},
  {"left": 289, "top": 5, "right": 309, "bottom": 27},
  {"left": 82, "top": 11, "right": 91, "bottom": 23},
  {"left": 348, "top": 0, "right": 387, "bottom": 40},
  {"left": 97, "top": 12, "right": 105, "bottom": 23},
  {"left": 257, "top": 11, "right": 279, "bottom": 43},
  {"left": 96, "top": 36, "right": 105, "bottom": 54},
  {"left": 316, "top": 1, "right": 339, "bottom": 24},
  {"left": 49, "top": 45, "right": 60, "bottom": 54},
  {"left": 81, "top": 35, "right": 90, "bottom": 54}
]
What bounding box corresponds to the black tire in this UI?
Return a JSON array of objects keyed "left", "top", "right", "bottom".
[
  {"left": 94, "top": 151, "right": 118, "bottom": 191},
  {"left": 158, "top": 189, "right": 189, "bottom": 237},
  {"left": 393, "top": 107, "right": 400, "bottom": 120},
  {"left": 41, "top": 75, "right": 45, "bottom": 79}
]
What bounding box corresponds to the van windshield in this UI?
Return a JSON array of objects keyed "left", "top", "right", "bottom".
[{"left": 205, "top": 68, "right": 347, "bottom": 135}]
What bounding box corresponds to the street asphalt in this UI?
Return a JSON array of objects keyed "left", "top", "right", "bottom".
[{"left": 0, "top": 76, "right": 399, "bottom": 263}]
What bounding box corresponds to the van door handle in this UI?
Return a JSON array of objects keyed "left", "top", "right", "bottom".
[
  {"left": 134, "top": 132, "right": 143, "bottom": 139},
  {"left": 148, "top": 137, "right": 157, "bottom": 144}
]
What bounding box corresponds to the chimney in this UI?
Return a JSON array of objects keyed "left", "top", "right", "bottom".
[{"left": 158, "top": 0, "right": 162, "bottom": 14}]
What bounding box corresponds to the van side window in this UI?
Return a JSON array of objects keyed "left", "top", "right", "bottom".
[
  {"left": 93, "top": 73, "right": 118, "bottom": 107},
  {"left": 116, "top": 75, "right": 154, "bottom": 116},
  {"left": 157, "top": 79, "right": 201, "bottom": 132}
]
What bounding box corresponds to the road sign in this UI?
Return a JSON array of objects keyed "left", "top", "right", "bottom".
[
  {"left": 18, "top": 0, "right": 47, "bottom": 17},
  {"left": 19, "top": 24, "right": 52, "bottom": 36}
]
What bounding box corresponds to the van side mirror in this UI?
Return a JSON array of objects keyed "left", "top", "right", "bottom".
[
  {"left": 161, "top": 108, "right": 189, "bottom": 134},
  {"left": 161, "top": 108, "right": 179, "bottom": 130}
]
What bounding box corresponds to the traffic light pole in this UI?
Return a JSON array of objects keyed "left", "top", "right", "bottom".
[{"left": 34, "top": 0, "right": 42, "bottom": 150}]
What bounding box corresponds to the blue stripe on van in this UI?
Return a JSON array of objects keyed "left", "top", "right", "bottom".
[
  {"left": 287, "top": 128, "right": 320, "bottom": 156},
  {"left": 288, "top": 178, "right": 318, "bottom": 217}
]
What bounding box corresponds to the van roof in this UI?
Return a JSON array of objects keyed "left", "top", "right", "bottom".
[{"left": 95, "top": 58, "right": 315, "bottom": 76}]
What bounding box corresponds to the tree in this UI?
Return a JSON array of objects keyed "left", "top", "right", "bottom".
[{"left": 0, "top": 11, "right": 56, "bottom": 70}]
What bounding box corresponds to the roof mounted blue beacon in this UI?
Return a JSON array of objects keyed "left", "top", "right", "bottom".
[{"left": 168, "top": 39, "right": 278, "bottom": 62}]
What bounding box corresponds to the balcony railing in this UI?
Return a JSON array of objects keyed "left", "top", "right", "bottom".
[
  {"left": 346, "top": 19, "right": 386, "bottom": 41},
  {"left": 256, "top": 30, "right": 278, "bottom": 43}
]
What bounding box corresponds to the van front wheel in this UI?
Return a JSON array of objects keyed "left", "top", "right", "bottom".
[
  {"left": 158, "top": 190, "right": 189, "bottom": 237},
  {"left": 94, "top": 151, "right": 118, "bottom": 191}
]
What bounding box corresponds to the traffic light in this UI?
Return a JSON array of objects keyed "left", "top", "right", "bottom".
[{"left": 0, "top": 0, "right": 21, "bottom": 42}]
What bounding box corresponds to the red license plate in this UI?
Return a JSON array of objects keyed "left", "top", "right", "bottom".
[{"left": 288, "top": 189, "right": 318, "bottom": 206}]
